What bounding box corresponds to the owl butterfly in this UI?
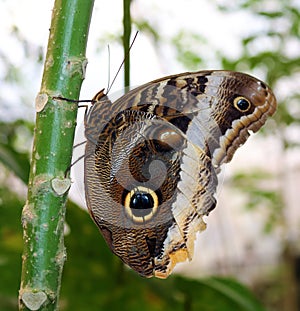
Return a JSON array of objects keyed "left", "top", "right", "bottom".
[{"left": 83, "top": 70, "right": 276, "bottom": 279}]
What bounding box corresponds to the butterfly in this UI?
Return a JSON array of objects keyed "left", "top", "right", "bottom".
[{"left": 82, "top": 70, "right": 276, "bottom": 278}]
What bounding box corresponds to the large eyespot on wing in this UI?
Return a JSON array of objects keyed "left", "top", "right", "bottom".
[
  {"left": 233, "top": 96, "right": 251, "bottom": 112},
  {"left": 123, "top": 186, "right": 159, "bottom": 223}
]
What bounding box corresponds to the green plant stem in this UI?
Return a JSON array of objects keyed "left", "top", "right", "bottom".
[
  {"left": 123, "top": 0, "right": 132, "bottom": 87},
  {"left": 19, "top": 0, "right": 94, "bottom": 310}
]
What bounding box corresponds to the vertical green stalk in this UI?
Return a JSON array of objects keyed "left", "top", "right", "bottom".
[
  {"left": 123, "top": 0, "right": 132, "bottom": 87},
  {"left": 19, "top": 0, "right": 94, "bottom": 310}
]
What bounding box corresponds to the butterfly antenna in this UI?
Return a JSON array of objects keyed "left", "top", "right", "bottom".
[
  {"left": 106, "top": 31, "right": 139, "bottom": 95},
  {"left": 106, "top": 44, "right": 111, "bottom": 93}
]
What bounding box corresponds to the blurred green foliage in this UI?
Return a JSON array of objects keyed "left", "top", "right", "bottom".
[{"left": 0, "top": 121, "right": 32, "bottom": 183}]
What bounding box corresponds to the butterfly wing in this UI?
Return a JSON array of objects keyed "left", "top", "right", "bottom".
[{"left": 84, "top": 70, "right": 276, "bottom": 278}]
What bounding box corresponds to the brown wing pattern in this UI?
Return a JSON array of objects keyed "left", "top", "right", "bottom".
[{"left": 84, "top": 70, "right": 276, "bottom": 278}]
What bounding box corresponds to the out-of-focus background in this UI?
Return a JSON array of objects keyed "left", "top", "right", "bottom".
[{"left": 1, "top": 0, "right": 300, "bottom": 310}]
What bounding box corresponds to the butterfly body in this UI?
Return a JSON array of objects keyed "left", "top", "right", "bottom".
[{"left": 84, "top": 70, "right": 276, "bottom": 278}]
